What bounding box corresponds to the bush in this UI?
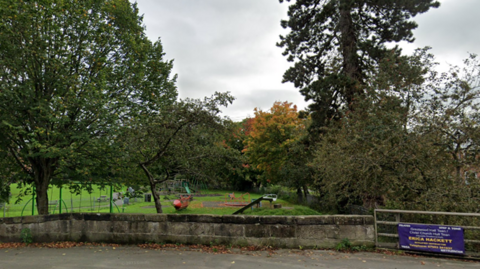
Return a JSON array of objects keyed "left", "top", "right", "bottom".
[
  {"left": 335, "top": 238, "right": 352, "bottom": 251},
  {"left": 20, "top": 228, "right": 32, "bottom": 245},
  {"left": 243, "top": 206, "right": 321, "bottom": 216},
  {"left": 263, "top": 185, "right": 284, "bottom": 195}
]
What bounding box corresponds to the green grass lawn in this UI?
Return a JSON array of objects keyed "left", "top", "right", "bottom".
[
  {"left": 5, "top": 183, "right": 125, "bottom": 217},
  {"left": 3, "top": 184, "right": 321, "bottom": 217},
  {"left": 243, "top": 205, "right": 322, "bottom": 216}
]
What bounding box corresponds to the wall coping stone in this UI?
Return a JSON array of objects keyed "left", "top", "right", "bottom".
[
  {"left": 83, "top": 213, "right": 113, "bottom": 221},
  {"left": 1, "top": 213, "right": 373, "bottom": 225},
  {"left": 0, "top": 213, "right": 374, "bottom": 247},
  {"left": 186, "top": 214, "right": 222, "bottom": 223}
]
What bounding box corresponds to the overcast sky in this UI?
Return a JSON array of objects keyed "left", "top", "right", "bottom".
[{"left": 133, "top": 0, "right": 480, "bottom": 121}]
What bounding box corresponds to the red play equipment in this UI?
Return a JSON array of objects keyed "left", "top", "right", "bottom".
[
  {"left": 173, "top": 195, "right": 191, "bottom": 210},
  {"left": 224, "top": 192, "right": 250, "bottom": 207}
]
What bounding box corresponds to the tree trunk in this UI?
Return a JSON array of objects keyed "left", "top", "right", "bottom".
[
  {"left": 150, "top": 181, "right": 163, "bottom": 214},
  {"left": 302, "top": 185, "right": 309, "bottom": 199},
  {"left": 140, "top": 164, "right": 163, "bottom": 213},
  {"left": 31, "top": 158, "right": 56, "bottom": 215},
  {"left": 339, "top": 0, "right": 363, "bottom": 108},
  {"left": 297, "top": 187, "right": 304, "bottom": 204},
  {"left": 35, "top": 178, "right": 50, "bottom": 215}
]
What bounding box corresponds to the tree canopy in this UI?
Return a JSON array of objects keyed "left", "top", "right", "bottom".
[
  {"left": 243, "top": 101, "right": 306, "bottom": 184},
  {"left": 278, "top": 0, "right": 440, "bottom": 133},
  {"left": 312, "top": 52, "right": 480, "bottom": 212},
  {"left": 123, "top": 92, "right": 240, "bottom": 213},
  {"left": 0, "top": 0, "right": 177, "bottom": 214}
]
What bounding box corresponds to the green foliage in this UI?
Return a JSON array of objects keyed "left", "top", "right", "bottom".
[
  {"left": 351, "top": 245, "right": 369, "bottom": 252},
  {"left": 335, "top": 238, "right": 369, "bottom": 252},
  {"left": 262, "top": 185, "right": 284, "bottom": 195},
  {"left": 311, "top": 51, "right": 480, "bottom": 213},
  {"left": 123, "top": 92, "right": 242, "bottom": 213},
  {"left": 222, "top": 119, "right": 263, "bottom": 191},
  {"left": 20, "top": 228, "right": 33, "bottom": 245},
  {"left": 279, "top": 0, "right": 440, "bottom": 135},
  {"left": 243, "top": 206, "right": 321, "bottom": 216},
  {"left": 310, "top": 50, "right": 434, "bottom": 210},
  {"left": 335, "top": 238, "right": 352, "bottom": 251},
  {"left": 0, "top": 0, "right": 177, "bottom": 214}
]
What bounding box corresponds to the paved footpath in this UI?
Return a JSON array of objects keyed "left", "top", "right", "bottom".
[{"left": 0, "top": 246, "right": 478, "bottom": 269}]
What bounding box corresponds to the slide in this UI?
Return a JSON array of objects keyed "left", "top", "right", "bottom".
[
  {"left": 232, "top": 197, "right": 269, "bottom": 215},
  {"left": 184, "top": 186, "right": 191, "bottom": 194}
]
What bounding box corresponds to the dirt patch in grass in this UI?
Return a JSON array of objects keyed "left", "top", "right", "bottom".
[
  {"left": 201, "top": 201, "right": 227, "bottom": 208},
  {"left": 141, "top": 204, "right": 172, "bottom": 209}
]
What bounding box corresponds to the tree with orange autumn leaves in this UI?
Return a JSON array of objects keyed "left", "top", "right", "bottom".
[{"left": 242, "top": 101, "right": 308, "bottom": 186}]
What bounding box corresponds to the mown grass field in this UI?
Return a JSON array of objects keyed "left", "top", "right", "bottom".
[
  {"left": 5, "top": 183, "right": 125, "bottom": 217},
  {"left": 2, "top": 184, "right": 321, "bottom": 217}
]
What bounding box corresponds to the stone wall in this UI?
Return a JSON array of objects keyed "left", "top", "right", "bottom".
[{"left": 0, "top": 213, "right": 374, "bottom": 248}]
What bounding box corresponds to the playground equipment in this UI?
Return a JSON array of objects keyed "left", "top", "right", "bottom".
[
  {"left": 232, "top": 194, "right": 277, "bottom": 215},
  {"left": 224, "top": 192, "right": 251, "bottom": 207},
  {"left": 19, "top": 183, "right": 122, "bottom": 217},
  {"left": 92, "top": 184, "right": 122, "bottom": 213},
  {"left": 186, "top": 178, "right": 208, "bottom": 194},
  {"left": 173, "top": 195, "right": 191, "bottom": 210},
  {"left": 262, "top": 194, "right": 278, "bottom": 201},
  {"left": 159, "top": 178, "right": 209, "bottom": 196},
  {"left": 21, "top": 186, "right": 69, "bottom": 216}
]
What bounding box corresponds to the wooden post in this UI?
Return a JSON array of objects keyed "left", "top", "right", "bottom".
[
  {"left": 395, "top": 213, "right": 401, "bottom": 249},
  {"left": 374, "top": 209, "right": 378, "bottom": 247}
]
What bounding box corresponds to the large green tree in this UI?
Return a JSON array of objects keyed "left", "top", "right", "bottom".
[
  {"left": 419, "top": 54, "right": 480, "bottom": 183},
  {"left": 123, "top": 93, "right": 240, "bottom": 213},
  {"left": 222, "top": 118, "right": 263, "bottom": 191},
  {"left": 278, "top": 0, "right": 440, "bottom": 133},
  {"left": 312, "top": 51, "right": 480, "bottom": 213},
  {"left": 0, "top": 147, "right": 14, "bottom": 204},
  {"left": 0, "top": 0, "right": 177, "bottom": 214}
]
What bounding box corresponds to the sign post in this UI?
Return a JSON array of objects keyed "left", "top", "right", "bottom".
[{"left": 398, "top": 223, "right": 465, "bottom": 255}]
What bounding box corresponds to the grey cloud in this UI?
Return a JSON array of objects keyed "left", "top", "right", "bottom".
[
  {"left": 221, "top": 89, "right": 311, "bottom": 121},
  {"left": 409, "top": 0, "right": 480, "bottom": 63},
  {"left": 132, "top": 0, "right": 479, "bottom": 121}
]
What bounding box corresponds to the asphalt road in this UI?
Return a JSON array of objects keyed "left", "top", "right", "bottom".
[{"left": 0, "top": 246, "right": 478, "bottom": 269}]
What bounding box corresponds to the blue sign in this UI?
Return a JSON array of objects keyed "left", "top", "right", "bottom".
[{"left": 398, "top": 223, "right": 465, "bottom": 255}]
